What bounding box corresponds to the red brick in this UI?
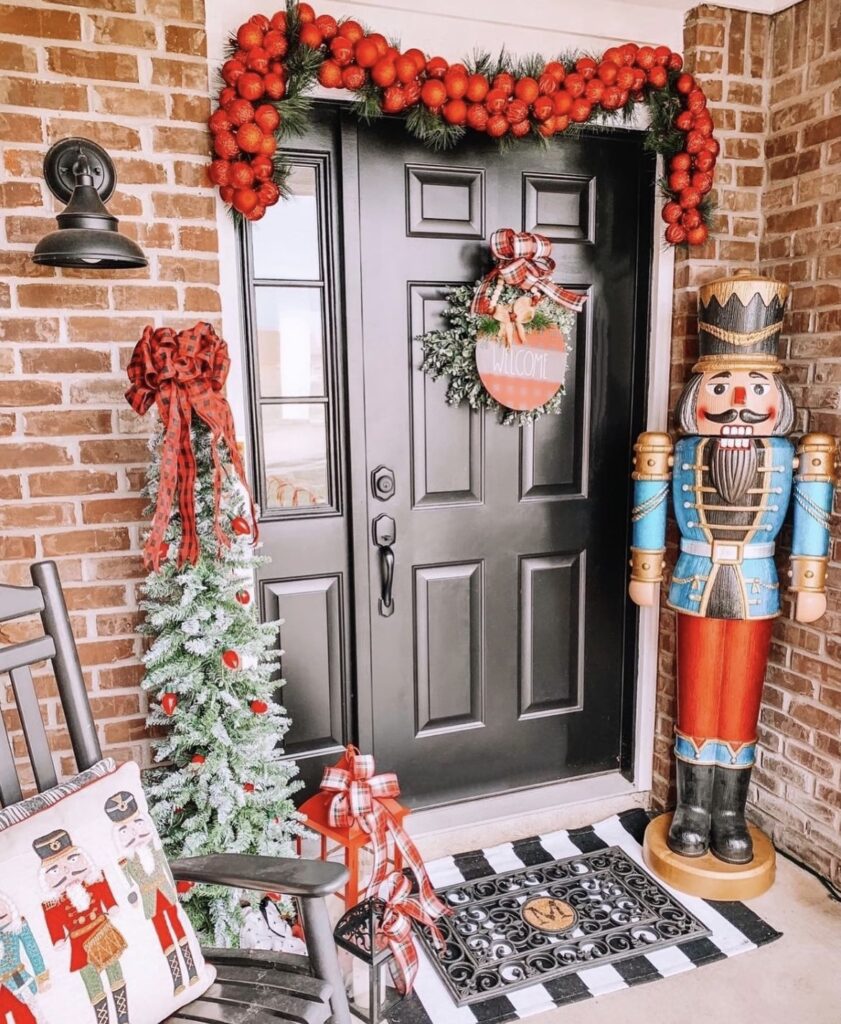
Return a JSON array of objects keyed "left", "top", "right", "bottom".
[
  {"left": 0, "top": 536, "right": 36, "bottom": 560},
  {"left": 0, "top": 112, "right": 42, "bottom": 143},
  {"left": 112, "top": 285, "right": 178, "bottom": 311},
  {"left": 0, "top": 77, "right": 88, "bottom": 112},
  {"left": 0, "top": 40, "right": 37, "bottom": 72},
  {"left": 47, "top": 119, "right": 140, "bottom": 151},
  {"left": 67, "top": 317, "right": 149, "bottom": 343},
  {"left": 0, "top": 4, "right": 81, "bottom": 38},
  {"left": 184, "top": 286, "right": 221, "bottom": 311},
  {"left": 153, "top": 125, "right": 210, "bottom": 156},
  {"left": 152, "top": 192, "right": 215, "bottom": 220},
  {"left": 151, "top": 57, "right": 207, "bottom": 91},
  {"left": 29, "top": 471, "right": 118, "bottom": 497},
  {"left": 82, "top": 498, "right": 148, "bottom": 524},
  {"left": 42, "top": 528, "right": 130, "bottom": 557},
  {"left": 79, "top": 439, "right": 151, "bottom": 464},
  {"left": 24, "top": 410, "right": 112, "bottom": 436},
  {"left": 47, "top": 47, "right": 138, "bottom": 82},
  {"left": 93, "top": 555, "right": 145, "bottom": 580},
  {"left": 93, "top": 87, "right": 167, "bottom": 120},
  {"left": 90, "top": 15, "right": 157, "bottom": 47},
  {"left": 0, "top": 503, "right": 74, "bottom": 529},
  {"left": 168, "top": 94, "right": 212, "bottom": 124},
  {"left": 17, "top": 284, "right": 109, "bottom": 310},
  {"left": 64, "top": 585, "right": 127, "bottom": 611},
  {"left": 158, "top": 256, "right": 219, "bottom": 284},
  {"left": 0, "top": 381, "right": 62, "bottom": 407}
]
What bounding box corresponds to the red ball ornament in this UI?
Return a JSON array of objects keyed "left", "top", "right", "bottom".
[
  {"left": 233, "top": 187, "right": 259, "bottom": 214},
  {"left": 354, "top": 37, "right": 380, "bottom": 68},
  {"left": 208, "top": 109, "right": 232, "bottom": 134},
  {"left": 222, "top": 649, "right": 241, "bottom": 671},
  {"left": 679, "top": 187, "right": 701, "bottom": 209},
  {"left": 466, "top": 103, "right": 489, "bottom": 132},
  {"left": 647, "top": 65, "right": 668, "bottom": 89},
  {"left": 635, "top": 46, "right": 657, "bottom": 70},
  {"left": 552, "top": 91, "right": 572, "bottom": 116},
  {"left": 694, "top": 149, "right": 716, "bottom": 172},
  {"left": 246, "top": 46, "right": 270, "bottom": 75},
  {"left": 443, "top": 99, "right": 468, "bottom": 125},
  {"left": 676, "top": 73, "right": 695, "bottom": 94},
  {"left": 381, "top": 86, "right": 405, "bottom": 113},
  {"left": 371, "top": 57, "right": 397, "bottom": 88},
  {"left": 570, "top": 97, "right": 592, "bottom": 123},
  {"left": 444, "top": 69, "right": 469, "bottom": 99},
  {"left": 315, "top": 14, "right": 338, "bottom": 39},
  {"left": 329, "top": 35, "right": 353, "bottom": 66},
  {"left": 395, "top": 54, "right": 419, "bottom": 84},
  {"left": 176, "top": 881, "right": 194, "bottom": 895},
  {"left": 597, "top": 61, "right": 619, "bottom": 85},
  {"left": 425, "top": 56, "right": 449, "bottom": 79},
  {"left": 191, "top": 754, "right": 206, "bottom": 765},
  {"left": 236, "top": 588, "right": 252, "bottom": 605},
  {"left": 244, "top": 204, "right": 266, "bottom": 222},
  {"left": 575, "top": 56, "right": 597, "bottom": 80},
  {"left": 670, "top": 152, "right": 692, "bottom": 172},
  {"left": 213, "top": 131, "right": 239, "bottom": 160},
  {"left": 514, "top": 77, "right": 539, "bottom": 104},
  {"left": 486, "top": 112, "right": 509, "bottom": 137},
  {"left": 263, "top": 30, "right": 288, "bottom": 58},
  {"left": 421, "top": 78, "right": 447, "bottom": 110},
  {"left": 236, "top": 21, "right": 264, "bottom": 51},
  {"left": 221, "top": 58, "right": 246, "bottom": 86},
  {"left": 230, "top": 161, "right": 255, "bottom": 188},
  {"left": 681, "top": 208, "right": 703, "bottom": 230},
  {"left": 686, "top": 223, "right": 709, "bottom": 246},
  {"left": 510, "top": 119, "right": 531, "bottom": 138},
  {"left": 299, "top": 23, "right": 324, "bottom": 49},
  {"left": 220, "top": 185, "right": 235, "bottom": 204},
  {"left": 318, "top": 59, "right": 343, "bottom": 88},
  {"left": 668, "top": 170, "right": 691, "bottom": 193},
  {"left": 263, "top": 73, "right": 286, "bottom": 100},
  {"left": 492, "top": 71, "right": 515, "bottom": 95},
  {"left": 341, "top": 65, "right": 366, "bottom": 91},
  {"left": 544, "top": 61, "right": 565, "bottom": 83},
  {"left": 533, "top": 95, "right": 554, "bottom": 122},
  {"left": 161, "top": 693, "right": 178, "bottom": 716},
  {"left": 250, "top": 699, "right": 269, "bottom": 714},
  {"left": 537, "top": 72, "right": 557, "bottom": 95},
  {"left": 506, "top": 98, "right": 529, "bottom": 124},
  {"left": 337, "top": 19, "right": 364, "bottom": 43},
  {"left": 665, "top": 223, "right": 687, "bottom": 244},
  {"left": 654, "top": 44, "right": 672, "bottom": 66},
  {"left": 243, "top": 782, "right": 255, "bottom": 794},
  {"left": 564, "top": 73, "right": 585, "bottom": 98},
  {"left": 237, "top": 72, "right": 265, "bottom": 101},
  {"left": 675, "top": 110, "right": 694, "bottom": 131},
  {"left": 258, "top": 180, "right": 280, "bottom": 207},
  {"left": 236, "top": 123, "right": 264, "bottom": 154},
  {"left": 231, "top": 515, "right": 251, "bottom": 535},
  {"left": 254, "top": 104, "right": 280, "bottom": 134},
  {"left": 297, "top": 2, "right": 316, "bottom": 23},
  {"left": 662, "top": 201, "right": 683, "bottom": 224}
]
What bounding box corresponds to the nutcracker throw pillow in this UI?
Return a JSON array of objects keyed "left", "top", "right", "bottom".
[{"left": 0, "top": 758, "right": 215, "bottom": 1024}]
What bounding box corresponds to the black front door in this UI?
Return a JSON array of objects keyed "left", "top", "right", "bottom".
[{"left": 244, "top": 106, "right": 653, "bottom": 806}]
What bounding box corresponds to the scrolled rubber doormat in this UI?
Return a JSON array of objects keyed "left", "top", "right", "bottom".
[{"left": 389, "top": 808, "right": 781, "bottom": 1023}]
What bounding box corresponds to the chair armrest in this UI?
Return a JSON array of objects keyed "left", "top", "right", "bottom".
[{"left": 169, "top": 854, "right": 349, "bottom": 898}]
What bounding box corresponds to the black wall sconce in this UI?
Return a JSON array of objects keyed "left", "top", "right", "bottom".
[{"left": 32, "top": 137, "right": 147, "bottom": 269}]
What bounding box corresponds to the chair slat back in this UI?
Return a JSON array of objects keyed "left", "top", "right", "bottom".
[{"left": 0, "top": 560, "right": 103, "bottom": 805}]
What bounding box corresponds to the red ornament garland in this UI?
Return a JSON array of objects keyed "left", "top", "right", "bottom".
[{"left": 207, "top": 5, "right": 717, "bottom": 246}]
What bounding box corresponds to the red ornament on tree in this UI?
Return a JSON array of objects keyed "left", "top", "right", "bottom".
[
  {"left": 250, "top": 699, "right": 269, "bottom": 714},
  {"left": 236, "top": 588, "right": 252, "bottom": 605},
  {"left": 161, "top": 693, "right": 178, "bottom": 716},
  {"left": 231, "top": 516, "right": 251, "bottom": 536},
  {"left": 243, "top": 782, "right": 256, "bottom": 794},
  {"left": 176, "top": 880, "right": 195, "bottom": 895},
  {"left": 191, "top": 754, "right": 206, "bottom": 765},
  {"left": 222, "top": 649, "right": 241, "bottom": 670}
]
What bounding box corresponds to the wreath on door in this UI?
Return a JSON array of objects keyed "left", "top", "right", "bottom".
[
  {"left": 207, "top": 3, "right": 717, "bottom": 248},
  {"left": 420, "top": 229, "right": 585, "bottom": 425}
]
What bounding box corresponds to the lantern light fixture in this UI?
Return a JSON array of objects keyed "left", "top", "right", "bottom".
[{"left": 32, "top": 137, "right": 147, "bottom": 269}]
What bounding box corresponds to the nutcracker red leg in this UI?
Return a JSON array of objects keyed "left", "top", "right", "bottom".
[{"left": 710, "top": 618, "right": 774, "bottom": 864}]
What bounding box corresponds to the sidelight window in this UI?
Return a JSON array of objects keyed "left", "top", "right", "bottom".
[{"left": 240, "top": 158, "right": 340, "bottom": 516}]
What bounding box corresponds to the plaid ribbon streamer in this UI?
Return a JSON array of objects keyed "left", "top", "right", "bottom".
[
  {"left": 471, "top": 228, "right": 588, "bottom": 315},
  {"left": 378, "top": 871, "right": 444, "bottom": 996},
  {"left": 321, "top": 746, "right": 448, "bottom": 922},
  {"left": 125, "top": 321, "right": 257, "bottom": 571}
]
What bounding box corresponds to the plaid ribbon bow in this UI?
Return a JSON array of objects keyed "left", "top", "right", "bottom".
[
  {"left": 378, "top": 871, "right": 445, "bottom": 996},
  {"left": 471, "top": 228, "right": 588, "bottom": 316},
  {"left": 125, "top": 322, "right": 257, "bottom": 570},
  {"left": 321, "top": 746, "right": 448, "bottom": 921}
]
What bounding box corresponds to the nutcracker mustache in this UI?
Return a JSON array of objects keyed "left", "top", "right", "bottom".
[{"left": 705, "top": 408, "right": 772, "bottom": 424}]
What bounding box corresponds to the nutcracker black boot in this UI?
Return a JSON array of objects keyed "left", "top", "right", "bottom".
[
  {"left": 113, "top": 983, "right": 130, "bottom": 1024},
  {"left": 93, "top": 996, "right": 110, "bottom": 1024},
  {"left": 710, "top": 766, "right": 753, "bottom": 864},
  {"left": 166, "top": 944, "right": 185, "bottom": 994},
  {"left": 667, "top": 760, "right": 715, "bottom": 857},
  {"left": 180, "top": 939, "right": 200, "bottom": 985}
]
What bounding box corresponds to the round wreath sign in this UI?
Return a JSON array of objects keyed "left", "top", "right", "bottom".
[{"left": 207, "top": 3, "right": 718, "bottom": 248}]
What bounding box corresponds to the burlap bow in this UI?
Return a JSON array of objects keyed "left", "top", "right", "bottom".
[
  {"left": 378, "top": 871, "right": 445, "bottom": 995},
  {"left": 125, "top": 322, "right": 257, "bottom": 570},
  {"left": 471, "top": 228, "right": 587, "bottom": 316},
  {"left": 493, "top": 293, "right": 536, "bottom": 347},
  {"left": 320, "top": 746, "right": 447, "bottom": 921}
]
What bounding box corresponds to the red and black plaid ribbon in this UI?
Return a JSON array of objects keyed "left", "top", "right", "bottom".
[
  {"left": 125, "top": 322, "right": 257, "bottom": 571},
  {"left": 471, "top": 228, "right": 588, "bottom": 315},
  {"left": 321, "top": 746, "right": 448, "bottom": 922},
  {"left": 378, "top": 871, "right": 445, "bottom": 996}
]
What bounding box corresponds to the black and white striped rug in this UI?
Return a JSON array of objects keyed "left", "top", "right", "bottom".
[{"left": 388, "top": 808, "right": 781, "bottom": 1023}]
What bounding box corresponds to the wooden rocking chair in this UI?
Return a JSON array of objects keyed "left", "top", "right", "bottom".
[{"left": 0, "top": 560, "right": 351, "bottom": 1024}]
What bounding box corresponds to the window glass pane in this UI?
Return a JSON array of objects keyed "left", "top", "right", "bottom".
[
  {"left": 262, "top": 404, "right": 329, "bottom": 509},
  {"left": 256, "top": 286, "right": 325, "bottom": 398},
  {"left": 251, "top": 164, "right": 320, "bottom": 280}
]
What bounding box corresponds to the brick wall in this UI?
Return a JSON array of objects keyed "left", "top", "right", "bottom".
[
  {"left": 654, "top": 0, "right": 841, "bottom": 889},
  {"left": 0, "top": 0, "right": 220, "bottom": 783}
]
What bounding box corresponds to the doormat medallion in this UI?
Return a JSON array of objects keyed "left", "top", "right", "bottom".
[
  {"left": 414, "top": 844, "right": 710, "bottom": 1005},
  {"left": 388, "top": 809, "right": 781, "bottom": 1024}
]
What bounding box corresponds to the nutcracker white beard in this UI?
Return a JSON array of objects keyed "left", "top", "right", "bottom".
[
  {"left": 709, "top": 437, "right": 759, "bottom": 504},
  {"left": 0, "top": 893, "right": 21, "bottom": 933}
]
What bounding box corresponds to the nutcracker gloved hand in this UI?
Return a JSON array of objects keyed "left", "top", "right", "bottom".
[{"left": 629, "top": 271, "right": 838, "bottom": 866}]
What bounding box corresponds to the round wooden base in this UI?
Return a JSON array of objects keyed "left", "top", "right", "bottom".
[{"left": 643, "top": 813, "right": 775, "bottom": 901}]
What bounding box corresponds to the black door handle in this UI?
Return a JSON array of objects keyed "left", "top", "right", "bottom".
[{"left": 373, "top": 514, "right": 396, "bottom": 617}]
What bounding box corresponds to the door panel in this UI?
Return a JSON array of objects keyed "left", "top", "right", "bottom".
[{"left": 354, "top": 119, "right": 653, "bottom": 806}]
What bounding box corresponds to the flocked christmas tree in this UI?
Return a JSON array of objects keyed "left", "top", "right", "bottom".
[{"left": 132, "top": 329, "right": 304, "bottom": 947}]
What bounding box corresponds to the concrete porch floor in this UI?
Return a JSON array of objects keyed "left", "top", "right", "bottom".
[{"left": 526, "top": 853, "right": 841, "bottom": 1024}]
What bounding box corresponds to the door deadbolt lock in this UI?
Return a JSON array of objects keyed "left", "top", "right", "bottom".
[{"left": 372, "top": 465, "right": 396, "bottom": 501}]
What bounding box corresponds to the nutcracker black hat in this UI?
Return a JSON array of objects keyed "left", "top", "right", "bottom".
[
  {"left": 694, "top": 269, "right": 789, "bottom": 374},
  {"left": 33, "top": 829, "right": 72, "bottom": 860},
  {"left": 105, "top": 791, "right": 138, "bottom": 823}
]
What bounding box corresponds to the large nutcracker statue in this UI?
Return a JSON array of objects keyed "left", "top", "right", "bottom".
[{"left": 630, "top": 271, "right": 837, "bottom": 871}]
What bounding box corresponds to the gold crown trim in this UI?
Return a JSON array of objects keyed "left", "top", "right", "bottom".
[
  {"left": 698, "top": 320, "right": 783, "bottom": 347},
  {"left": 698, "top": 272, "right": 789, "bottom": 308},
  {"left": 692, "top": 355, "right": 783, "bottom": 373}
]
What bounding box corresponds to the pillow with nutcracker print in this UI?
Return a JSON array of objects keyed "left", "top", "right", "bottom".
[{"left": 0, "top": 758, "right": 215, "bottom": 1024}]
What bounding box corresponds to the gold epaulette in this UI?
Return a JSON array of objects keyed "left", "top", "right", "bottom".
[{"left": 632, "top": 432, "right": 673, "bottom": 481}]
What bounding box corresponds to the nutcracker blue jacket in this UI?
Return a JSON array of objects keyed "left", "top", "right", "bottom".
[{"left": 631, "top": 434, "right": 833, "bottom": 620}]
